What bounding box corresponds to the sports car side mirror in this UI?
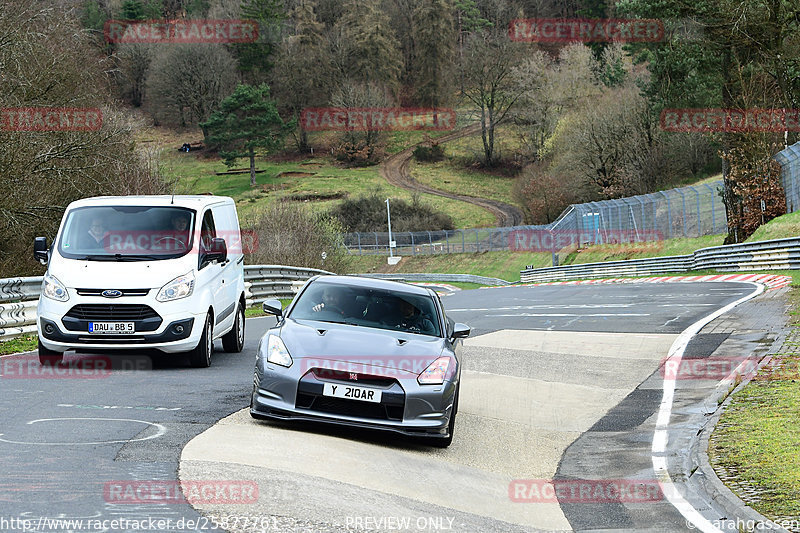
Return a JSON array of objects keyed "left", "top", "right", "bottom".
[
  {"left": 262, "top": 298, "right": 283, "bottom": 316},
  {"left": 451, "top": 323, "right": 470, "bottom": 339}
]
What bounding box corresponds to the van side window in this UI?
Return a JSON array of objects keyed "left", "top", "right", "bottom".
[{"left": 200, "top": 210, "right": 216, "bottom": 249}]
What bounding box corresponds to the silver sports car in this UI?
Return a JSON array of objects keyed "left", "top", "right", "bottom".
[{"left": 250, "top": 275, "right": 470, "bottom": 447}]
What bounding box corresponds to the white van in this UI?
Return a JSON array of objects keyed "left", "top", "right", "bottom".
[{"left": 33, "top": 195, "right": 246, "bottom": 367}]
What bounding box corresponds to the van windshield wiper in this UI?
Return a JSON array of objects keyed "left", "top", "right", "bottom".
[{"left": 74, "top": 253, "right": 166, "bottom": 261}]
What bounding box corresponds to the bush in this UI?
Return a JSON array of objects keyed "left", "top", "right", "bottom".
[
  {"left": 331, "top": 140, "right": 379, "bottom": 166},
  {"left": 328, "top": 192, "right": 455, "bottom": 233},
  {"left": 245, "top": 202, "right": 348, "bottom": 273},
  {"left": 412, "top": 143, "right": 445, "bottom": 162}
]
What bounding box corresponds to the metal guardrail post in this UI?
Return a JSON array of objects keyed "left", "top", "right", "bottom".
[
  {"left": 703, "top": 183, "right": 716, "bottom": 234},
  {"left": 688, "top": 185, "right": 700, "bottom": 236},
  {"left": 411, "top": 232, "right": 416, "bottom": 256},
  {"left": 659, "top": 191, "right": 672, "bottom": 239},
  {"left": 357, "top": 232, "right": 362, "bottom": 255},
  {"left": 676, "top": 187, "right": 687, "bottom": 237}
]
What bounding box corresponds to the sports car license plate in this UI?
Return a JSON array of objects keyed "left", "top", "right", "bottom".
[
  {"left": 322, "top": 383, "right": 382, "bottom": 403},
  {"left": 88, "top": 322, "right": 135, "bottom": 334}
]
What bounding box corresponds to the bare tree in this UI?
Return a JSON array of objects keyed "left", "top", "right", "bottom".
[
  {"left": 513, "top": 44, "right": 601, "bottom": 159},
  {"left": 0, "top": 1, "right": 173, "bottom": 276},
  {"left": 461, "top": 29, "right": 525, "bottom": 166},
  {"left": 145, "top": 43, "right": 238, "bottom": 128}
]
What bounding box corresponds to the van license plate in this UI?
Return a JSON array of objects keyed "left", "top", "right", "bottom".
[{"left": 89, "top": 322, "right": 135, "bottom": 334}]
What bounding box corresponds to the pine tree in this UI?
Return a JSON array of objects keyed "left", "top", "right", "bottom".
[
  {"left": 272, "top": 0, "right": 333, "bottom": 151},
  {"left": 235, "top": 0, "right": 285, "bottom": 82},
  {"left": 335, "top": 0, "right": 403, "bottom": 90},
  {"left": 201, "top": 84, "right": 295, "bottom": 187},
  {"left": 411, "top": 0, "right": 456, "bottom": 108}
]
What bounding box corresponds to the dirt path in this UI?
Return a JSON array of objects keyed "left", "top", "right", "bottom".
[{"left": 380, "top": 123, "right": 524, "bottom": 227}]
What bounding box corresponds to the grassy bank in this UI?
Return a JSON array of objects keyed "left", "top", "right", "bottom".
[
  {"left": 0, "top": 334, "right": 37, "bottom": 355},
  {"left": 343, "top": 250, "right": 552, "bottom": 282},
  {"left": 708, "top": 284, "right": 800, "bottom": 521},
  {"left": 562, "top": 235, "right": 726, "bottom": 265}
]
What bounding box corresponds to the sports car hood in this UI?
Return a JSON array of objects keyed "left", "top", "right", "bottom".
[{"left": 280, "top": 318, "right": 447, "bottom": 376}]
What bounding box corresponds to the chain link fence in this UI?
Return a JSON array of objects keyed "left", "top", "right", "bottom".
[{"left": 344, "top": 141, "right": 800, "bottom": 256}]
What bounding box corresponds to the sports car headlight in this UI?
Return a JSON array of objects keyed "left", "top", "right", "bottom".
[
  {"left": 42, "top": 273, "right": 69, "bottom": 302},
  {"left": 266, "top": 335, "right": 293, "bottom": 368},
  {"left": 156, "top": 272, "right": 195, "bottom": 302},
  {"left": 418, "top": 356, "right": 452, "bottom": 385}
]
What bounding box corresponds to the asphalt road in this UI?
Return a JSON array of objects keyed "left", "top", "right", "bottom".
[{"left": 0, "top": 282, "right": 761, "bottom": 532}]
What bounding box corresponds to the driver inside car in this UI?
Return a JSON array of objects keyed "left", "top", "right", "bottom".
[{"left": 391, "top": 297, "right": 436, "bottom": 334}]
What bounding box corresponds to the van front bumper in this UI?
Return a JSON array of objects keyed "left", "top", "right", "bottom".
[{"left": 37, "top": 314, "right": 206, "bottom": 353}]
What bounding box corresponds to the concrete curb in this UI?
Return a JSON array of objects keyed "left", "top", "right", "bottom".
[{"left": 685, "top": 299, "right": 793, "bottom": 533}]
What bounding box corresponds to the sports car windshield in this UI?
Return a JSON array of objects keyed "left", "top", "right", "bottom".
[
  {"left": 290, "top": 282, "right": 442, "bottom": 337},
  {"left": 58, "top": 205, "right": 196, "bottom": 261}
]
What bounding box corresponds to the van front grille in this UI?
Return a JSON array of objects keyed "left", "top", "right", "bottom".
[{"left": 65, "top": 304, "right": 160, "bottom": 321}]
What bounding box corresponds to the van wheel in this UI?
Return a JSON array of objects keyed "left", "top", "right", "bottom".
[
  {"left": 222, "top": 303, "right": 245, "bottom": 353},
  {"left": 188, "top": 315, "right": 213, "bottom": 368},
  {"left": 38, "top": 340, "right": 63, "bottom": 366}
]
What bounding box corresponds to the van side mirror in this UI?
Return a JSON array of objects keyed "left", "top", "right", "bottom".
[
  {"left": 205, "top": 237, "right": 227, "bottom": 264},
  {"left": 451, "top": 323, "right": 470, "bottom": 339},
  {"left": 262, "top": 299, "right": 283, "bottom": 316},
  {"left": 34, "top": 237, "right": 48, "bottom": 265}
]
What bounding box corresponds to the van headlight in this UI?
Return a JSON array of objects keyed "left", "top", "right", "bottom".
[
  {"left": 156, "top": 272, "right": 195, "bottom": 302},
  {"left": 42, "top": 273, "right": 69, "bottom": 302}
]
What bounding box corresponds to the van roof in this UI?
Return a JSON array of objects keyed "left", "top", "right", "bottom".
[{"left": 65, "top": 195, "right": 234, "bottom": 210}]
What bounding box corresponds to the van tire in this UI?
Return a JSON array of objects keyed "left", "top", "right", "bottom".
[
  {"left": 221, "top": 303, "right": 245, "bottom": 353},
  {"left": 38, "top": 340, "right": 63, "bottom": 366},
  {"left": 188, "top": 315, "right": 213, "bottom": 368}
]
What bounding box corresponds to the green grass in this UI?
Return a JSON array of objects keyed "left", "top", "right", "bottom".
[
  {"left": 410, "top": 159, "right": 520, "bottom": 208},
  {"left": 0, "top": 333, "right": 37, "bottom": 355},
  {"left": 343, "top": 251, "right": 552, "bottom": 282},
  {"left": 562, "top": 234, "right": 726, "bottom": 265},
  {"left": 161, "top": 149, "right": 498, "bottom": 229},
  {"left": 708, "top": 286, "right": 800, "bottom": 519},
  {"left": 746, "top": 210, "right": 800, "bottom": 243},
  {"left": 245, "top": 299, "right": 294, "bottom": 318}
]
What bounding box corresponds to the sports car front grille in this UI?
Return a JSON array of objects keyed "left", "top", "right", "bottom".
[
  {"left": 312, "top": 369, "right": 397, "bottom": 387},
  {"left": 295, "top": 393, "right": 404, "bottom": 421}
]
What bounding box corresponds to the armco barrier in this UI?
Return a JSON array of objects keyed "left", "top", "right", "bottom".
[
  {"left": 243, "top": 265, "right": 333, "bottom": 305},
  {"left": 520, "top": 236, "right": 800, "bottom": 282},
  {"left": 0, "top": 265, "right": 334, "bottom": 341},
  {"left": 355, "top": 272, "right": 512, "bottom": 286}
]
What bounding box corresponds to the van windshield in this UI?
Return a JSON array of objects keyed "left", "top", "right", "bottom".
[{"left": 57, "top": 206, "right": 196, "bottom": 261}]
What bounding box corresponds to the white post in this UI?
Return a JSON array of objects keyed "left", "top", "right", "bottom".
[{"left": 386, "top": 198, "right": 393, "bottom": 258}]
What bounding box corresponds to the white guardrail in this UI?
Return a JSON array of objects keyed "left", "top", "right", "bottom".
[
  {"left": 520, "top": 236, "right": 800, "bottom": 283},
  {"left": 3, "top": 237, "right": 799, "bottom": 342},
  {"left": 0, "top": 265, "right": 333, "bottom": 342}
]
